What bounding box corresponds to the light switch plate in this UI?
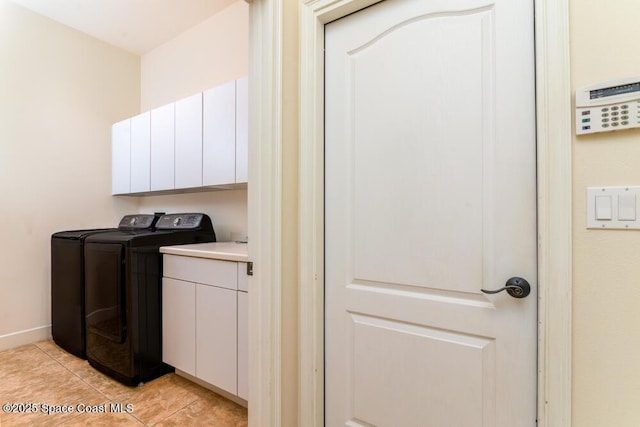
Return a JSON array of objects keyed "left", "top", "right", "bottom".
[{"left": 587, "top": 186, "right": 640, "bottom": 229}]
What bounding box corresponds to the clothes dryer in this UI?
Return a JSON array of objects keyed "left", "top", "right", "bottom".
[{"left": 83, "top": 213, "right": 216, "bottom": 385}]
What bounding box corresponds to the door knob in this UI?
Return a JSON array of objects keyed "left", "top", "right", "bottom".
[{"left": 481, "top": 277, "right": 531, "bottom": 298}]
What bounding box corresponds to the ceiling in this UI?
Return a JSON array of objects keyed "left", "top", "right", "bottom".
[{"left": 10, "top": 0, "right": 238, "bottom": 55}]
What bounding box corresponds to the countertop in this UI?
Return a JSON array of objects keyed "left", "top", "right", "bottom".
[{"left": 159, "top": 242, "right": 249, "bottom": 262}]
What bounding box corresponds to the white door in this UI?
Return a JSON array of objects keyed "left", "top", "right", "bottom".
[{"left": 325, "top": 0, "right": 537, "bottom": 426}]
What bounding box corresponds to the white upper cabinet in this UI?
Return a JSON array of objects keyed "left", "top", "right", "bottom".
[
  {"left": 130, "top": 112, "right": 151, "bottom": 193},
  {"left": 112, "top": 118, "right": 131, "bottom": 195},
  {"left": 112, "top": 77, "right": 247, "bottom": 195},
  {"left": 203, "top": 80, "right": 236, "bottom": 186},
  {"left": 151, "top": 103, "right": 175, "bottom": 191},
  {"left": 235, "top": 76, "right": 249, "bottom": 184},
  {"left": 175, "top": 93, "right": 203, "bottom": 189}
]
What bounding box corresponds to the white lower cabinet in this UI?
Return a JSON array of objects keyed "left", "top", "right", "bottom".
[
  {"left": 162, "top": 254, "right": 248, "bottom": 401},
  {"left": 196, "top": 283, "right": 237, "bottom": 394},
  {"left": 162, "top": 278, "right": 195, "bottom": 375},
  {"left": 237, "top": 290, "right": 248, "bottom": 400}
]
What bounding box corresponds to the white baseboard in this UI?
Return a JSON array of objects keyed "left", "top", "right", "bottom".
[
  {"left": 174, "top": 369, "right": 248, "bottom": 408},
  {"left": 0, "top": 325, "right": 51, "bottom": 352}
]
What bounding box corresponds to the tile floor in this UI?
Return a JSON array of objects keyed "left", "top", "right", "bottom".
[{"left": 0, "top": 341, "right": 247, "bottom": 426}]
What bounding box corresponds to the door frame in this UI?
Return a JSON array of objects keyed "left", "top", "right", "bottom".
[{"left": 248, "top": 0, "right": 572, "bottom": 425}]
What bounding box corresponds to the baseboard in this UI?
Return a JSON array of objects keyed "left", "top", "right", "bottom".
[
  {"left": 175, "top": 369, "right": 248, "bottom": 408},
  {"left": 0, "top": 325, "right": 51, "bottom": 352}
]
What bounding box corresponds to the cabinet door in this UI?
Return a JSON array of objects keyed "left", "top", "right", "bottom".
[
  {"left": 151, "top": 103, "right": 175, "bottom": 191},
  {"left": 130, "top": 111, "right": 151, "bottom": 193},
  {"left": 175, "top": 93, "right": 203, "bottom": 189},
  {"left": 112, "top": 118, "right": 131, "bottom": 195},
  {"left": 162, "top": 277, "right": 196, "bottom": 375},
  {"left": 237, "top": 290, "right": 248, "bottom": 400},
  {"left": 196, "top": 284, "right": 237, "bottom": 394},
  {"left": 235, "top": 77, "right": 249, "bottom": 183},
  {"left": 203, "top": 80, "right": 236, "bottom": 186},
  {"left": 237, "top": 262, "right": 248, "bottom": 292}
]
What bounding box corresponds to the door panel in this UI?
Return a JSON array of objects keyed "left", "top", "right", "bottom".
[
  {"left": 350, "top": 314, "right": 495, "bottom": 427},
  {"left": 325, "top": 0, "right": 536, "bottom": 426},
  {"left": 350, "top": 9, "right": 488, "bottom": 292}
]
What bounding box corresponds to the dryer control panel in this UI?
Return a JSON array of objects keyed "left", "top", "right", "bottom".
[
  {"left": 156, "top": 213, "right": 205, "bottom": 229},
  {"left": 118, "top": 214, "right": 157, "bottom": 230}
]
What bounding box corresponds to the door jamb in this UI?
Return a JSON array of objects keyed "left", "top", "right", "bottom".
[{"left": 246, "top": 0, "right": 284, "bottom": 425}]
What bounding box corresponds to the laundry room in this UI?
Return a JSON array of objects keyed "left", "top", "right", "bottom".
[
  {"left": 0, "top": 0, "right": 248, "bottom": 351},
  {"left": 0, "top": 0, "right": 249, "bottom": 424}
]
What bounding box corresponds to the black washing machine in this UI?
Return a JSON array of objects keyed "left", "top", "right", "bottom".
[
  {"left": 51, "top": 227, "right": 119, "bottom": 358},
  {"left": 83, "top": 213, "right": 216, "bottom": 386}
]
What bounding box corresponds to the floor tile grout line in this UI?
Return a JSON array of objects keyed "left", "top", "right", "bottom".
[
  {"left": 31, "top": 343, "right": 151, "bottom": 426},
  {"left": 17, "top": 345, "right": 87, "bottom": 427},
  {"left": 7, "top": 342, "right": 247, "bottom": 426},
  {"left": 148, "top": 395, "right": 203, "bottom": 427},
  {"left": 32, "top": 343, "right": 198, "bottom": 426},
  {"left": 32, "top": 343, "right": 139, "bottom": 422},
  {"left": 33, "top": 344, "right": 110, "bottom": 399},
  {"left": 31, "top": 342, "right": 187, "bottom": 426}
]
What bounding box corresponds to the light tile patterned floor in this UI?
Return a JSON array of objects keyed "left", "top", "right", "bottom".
[{"left": 0, "top": 341, "right": 247, "bottom": 426}]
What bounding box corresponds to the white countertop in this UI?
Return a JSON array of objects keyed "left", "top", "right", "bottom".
[{"left": 160, "top": 242, "right": 249, "bottom": 262}]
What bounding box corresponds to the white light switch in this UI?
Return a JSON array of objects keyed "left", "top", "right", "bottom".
[
  {"left": 595, "top": 195, "right": 612, "bottom": 220},
  {"left": 619, "top": 194, "right": 636, "bottom": 221},
  {"left": 587, "top": 186, "right": 640, "bottom": 229}
]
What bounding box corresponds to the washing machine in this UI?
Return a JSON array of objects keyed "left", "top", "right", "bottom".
[
  {"left": 51, "top": 227, "right": 118, "bottom": 358},
  {"left": 83, "top": 213, "right": 216, "bottom": 386}
]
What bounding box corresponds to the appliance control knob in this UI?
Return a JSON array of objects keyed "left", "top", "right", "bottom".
[{"left": 173, "top": 217, "right": 182, "bottom": 226}]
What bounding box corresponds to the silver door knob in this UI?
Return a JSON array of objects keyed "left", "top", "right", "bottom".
[{"left": 481, "top": 277, "right": 531, "bottom": 298}]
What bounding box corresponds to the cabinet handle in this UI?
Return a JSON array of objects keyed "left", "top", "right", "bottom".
[{"left": 247, "top": 262, "right": 253, "bottom": 276}]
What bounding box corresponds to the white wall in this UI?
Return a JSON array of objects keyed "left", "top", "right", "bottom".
[
  {"left": 137, "top": 0, "right": 249, "bottom": 241},
  {"left": 141, "top": 0, "right": 249, "bottom": 111},
  {"left": 0, "top": 0, "right": 140, "bottom": 349}
]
